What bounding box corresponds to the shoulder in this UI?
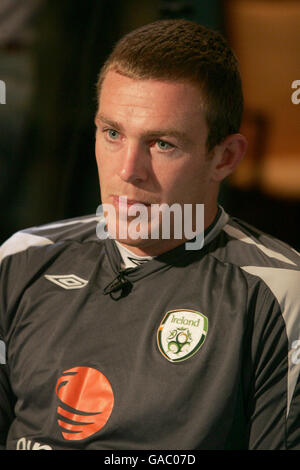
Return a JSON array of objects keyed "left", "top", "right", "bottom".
[
  {"left": 220, "top": 215, "right": 299, "bottom": 268},
  {"left": 209, "top": 212, "right": 299, "bottom": 275},
  {"left": 0, "top": 214, "right": 104, "bottom": 265},
  {"left": 210, "top": 212, "right": 300, "bottom": 325},
  {"left": 0, "top": 214, "right": 108, "bottom": 337},
  {"left": 0, "top": 214, "right": 107, "bottom": 331}
]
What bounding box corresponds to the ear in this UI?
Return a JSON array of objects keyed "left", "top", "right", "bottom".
[{"left": 211, "top": 133, "right": 248, "bottom": 182}]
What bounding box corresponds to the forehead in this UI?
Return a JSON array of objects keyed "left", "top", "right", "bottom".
[{"left": 98, "top": 71, "right": 207, "bottom": 132}]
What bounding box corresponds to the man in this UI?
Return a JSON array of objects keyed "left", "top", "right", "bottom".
[{"left": 0, "top": 19, "right": 299, "bottom": 450}]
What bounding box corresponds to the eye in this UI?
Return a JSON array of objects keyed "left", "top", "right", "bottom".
[
  {"left": 156, "top": 140, "right": 174, "bottom": 151},
  {"left": 105, "top": 129, "right": 120, "bottom": 141}
]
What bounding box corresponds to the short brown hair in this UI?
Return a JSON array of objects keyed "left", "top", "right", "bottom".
[{"left": 97, "top": 19, "right": 243, "bottom": 152}]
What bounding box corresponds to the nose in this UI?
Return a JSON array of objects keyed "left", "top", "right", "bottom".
[{"left": 118, "top": 141, "right": 149, "bottom": 184}]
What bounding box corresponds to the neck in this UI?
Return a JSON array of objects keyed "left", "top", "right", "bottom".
[{"left": 115, "top": 204, "right": 219, "bottom": 257}]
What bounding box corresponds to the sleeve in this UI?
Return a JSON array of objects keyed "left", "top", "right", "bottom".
[
  {"left": 0, "top": 248, "right": 18, "bottom": 448},
  {"left": 0, "top": 230, "right": 56, "bottom": 448},
  {"left": 243, "top": 283, "right": 300, "bottom": 450}
]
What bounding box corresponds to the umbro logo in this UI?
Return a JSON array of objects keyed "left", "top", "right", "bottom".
[{"left": 45, "top": 274, "right": 88, "bottom": 289}]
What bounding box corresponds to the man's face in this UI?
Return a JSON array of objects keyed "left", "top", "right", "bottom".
[{"left": 95, "top": 70, "right": 219, "bottom": 255}]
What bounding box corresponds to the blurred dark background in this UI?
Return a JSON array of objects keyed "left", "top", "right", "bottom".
[{"left": 0, "top": 0, "right": 299, "bottom": 249}]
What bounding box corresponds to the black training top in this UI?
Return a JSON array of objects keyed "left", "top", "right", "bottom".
[{"left": 0, "top": 207, "right": 299, "bottom": 450}]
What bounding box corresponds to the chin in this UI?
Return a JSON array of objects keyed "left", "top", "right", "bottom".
[{"left": 113, "top": 234, "right": 151, "bottom": 247}]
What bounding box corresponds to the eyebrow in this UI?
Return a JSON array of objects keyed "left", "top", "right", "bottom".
[{"left": 95, "top": 113, "right": 191, "bottom": 145}]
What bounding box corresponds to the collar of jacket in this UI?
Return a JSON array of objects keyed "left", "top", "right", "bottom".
[{"left": 103, "top": 206, "right": 229, "bottom": 285}]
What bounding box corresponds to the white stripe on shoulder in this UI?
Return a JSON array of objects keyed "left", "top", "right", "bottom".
[
  {"left": 0, "top": 231, "right": 54, "bottom": 264},
  {"left": 204, "top": 206, "right": 230, "bottom": 246},
  {"left": 242, "top": 265, "right": 300, "bottom": 417},
  {"left": 223, "top": 224, "right": 297, "bottom": 266},
  {"left": 29, "top": 216, "right": 101, "bottom": 232}
]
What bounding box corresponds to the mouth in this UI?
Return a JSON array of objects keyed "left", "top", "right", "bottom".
[{"left": 111, "top": 195, "right": 152, "bottom": 208}]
